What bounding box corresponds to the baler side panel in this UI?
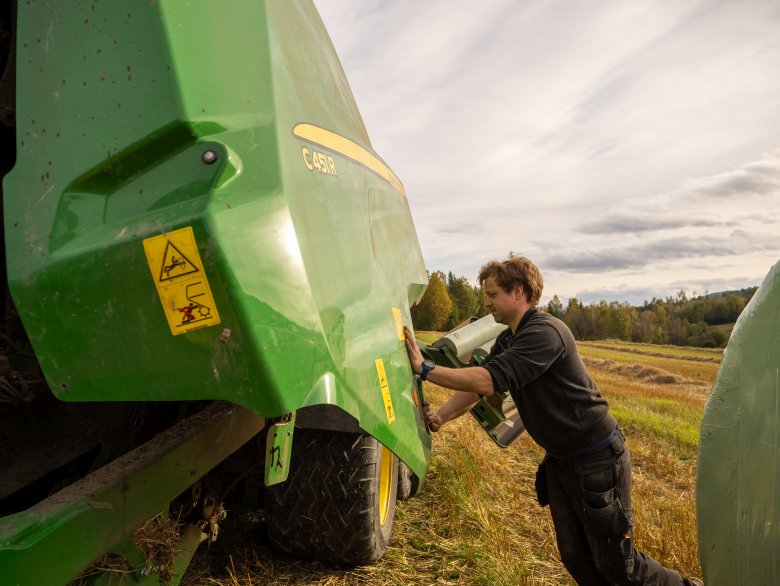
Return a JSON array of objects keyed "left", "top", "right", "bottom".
[{"left": 3, "top": 0, "right": 431, "bottom": 478}]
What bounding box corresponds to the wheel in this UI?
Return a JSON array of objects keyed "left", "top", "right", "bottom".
[
  {"left": 265, "top": 427, "right": 398, "bottom": 565},
  {"left": 396, "top": 459, "right": 420, "bottom": 501}
]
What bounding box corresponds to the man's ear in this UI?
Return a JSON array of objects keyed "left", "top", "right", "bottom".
[{"left": 514, "top": 285, "right": 524, "bottom": 301}]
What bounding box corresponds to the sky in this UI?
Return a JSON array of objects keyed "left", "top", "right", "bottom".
[{"left": 314, "top": 0, "right": 780, "bottom": 306}]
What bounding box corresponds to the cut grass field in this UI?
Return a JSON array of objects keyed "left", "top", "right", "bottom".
[{"left": 183, "top": 339, "right": 711, "bottom": 585}]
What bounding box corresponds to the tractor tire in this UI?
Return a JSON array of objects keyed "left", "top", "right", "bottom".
[
  {"left": 396, "top": 459, "right": 420, "bottom": 501},
  {"left": 265, "top": 427, "right": 398, "bottom": 565}
]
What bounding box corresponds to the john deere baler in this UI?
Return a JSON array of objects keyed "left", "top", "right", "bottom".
[{"left": 0, "top": 1, "right": 431, "bottom": 582}]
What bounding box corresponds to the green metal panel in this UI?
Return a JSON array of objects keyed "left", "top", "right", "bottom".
[
  {"left": 3, "top": 0, "right": 429, "bottom": 477},
  {"left": 697, "top": 260, "right": 780, "bottom": 584}
]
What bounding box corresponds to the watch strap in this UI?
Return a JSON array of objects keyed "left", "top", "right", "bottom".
[{"left": 420, "top": 360, "right": 435, "bottom": 381}]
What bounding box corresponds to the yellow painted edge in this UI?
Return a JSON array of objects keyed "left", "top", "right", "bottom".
[
  {"left": 378, "top": 445, "right": 393, "bottom": 525},
  {"left": 391, "top": 307, "right": 405, "bottom": 341},
  {"left": 293, "top": 123, "right": 406, "bottom": 197},
  {"left": 375, "top": 358, "right": 396, "bottom": 424}
]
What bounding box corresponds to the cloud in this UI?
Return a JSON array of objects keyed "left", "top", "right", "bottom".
[
  {"left": 430, "top": 221, "right": 486, "bottom": 237},
  {"left": 315, "top": 0, "right": 780, "bottom": 304},
  {"left": 570, "top": 284, "right": 673, "bottom": 305},
  {"left": 577, "top": 215, "right": 732, "bottom": 234},
  {"left": 571, "top": 272, "right": 764, "bottom": 306},
  {"left": 548, "top": 150, "right": 780, "bottom": 280},
  {"left": 543, "top": 232, "right": 780, "bottom": 272},
  {"left": 743, "top": 212, "right": 780, "bottom": 225},
  {"left": 575, "top": 151, "right": 780, "bottom": 236},
  {"left": 683, "top": 150, "right": 780, "bottom": 200}
]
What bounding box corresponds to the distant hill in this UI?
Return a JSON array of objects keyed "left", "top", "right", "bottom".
[{"left": 701, "top": 287, "right": 758, "bottom": 300}]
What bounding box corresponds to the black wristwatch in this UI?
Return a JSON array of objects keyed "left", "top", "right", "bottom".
[{"left": 419, "top": 359, "right": 436, "bottom": 381}]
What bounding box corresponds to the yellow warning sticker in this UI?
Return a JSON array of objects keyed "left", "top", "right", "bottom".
[
  {"left": 375, "top": 358, "right": 396, "bottom": 424},
  {"left": 391, "top": 307, "right": 405, "bottom": 341},
  {"left": 142, "top": 227, "right": 220, "bottom": 335}
]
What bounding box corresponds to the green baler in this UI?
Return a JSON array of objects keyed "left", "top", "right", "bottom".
[{"left": 0, "top": 1, "right": 431, "bottom": 583}]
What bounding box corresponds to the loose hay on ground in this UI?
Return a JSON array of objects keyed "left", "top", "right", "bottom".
[
  {"left": 70, "top": 512, "right": 183, "bottom": 585},
  {"left": 178, "top": 340, "right": 709, "bottom": 584}
]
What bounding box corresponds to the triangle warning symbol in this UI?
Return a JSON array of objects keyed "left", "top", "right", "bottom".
[{"left": 158, "top": 241, "right": 199, "bottom": 282}]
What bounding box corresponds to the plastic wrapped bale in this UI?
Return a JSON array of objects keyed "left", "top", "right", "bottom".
[
  {"left": 432, "top": 314, "right": 507, "bottom": 364},
  {"left": 697, "top": 260, "right": 780, "bottom": 584}
]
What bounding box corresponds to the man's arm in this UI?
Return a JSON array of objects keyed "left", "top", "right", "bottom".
[
  {"left": 404, "top": 326, "right": 495, "bottom": 431},
  {"left": 403, "top": 326, "right": 495, "bottom": 396},
  {"left": 423, "top": 392, "right": 480, "bottom": 431}
]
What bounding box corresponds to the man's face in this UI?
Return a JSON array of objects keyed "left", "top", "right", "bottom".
[{"left": 483, "top": 276, "right": 523, "bottom": 325}]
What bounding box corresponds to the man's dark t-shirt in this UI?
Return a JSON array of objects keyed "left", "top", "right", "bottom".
[{"left": 481, "top": 307, "right": 617, "bottom": 458}]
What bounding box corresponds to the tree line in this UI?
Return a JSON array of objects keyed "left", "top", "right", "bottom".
[{"left": 410, "top": 271, "right": 756, "bottom": 348}]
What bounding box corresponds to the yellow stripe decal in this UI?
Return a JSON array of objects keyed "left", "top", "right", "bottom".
[
  {"left": 391, "top": 307, "right": 405, "bottom": 341},
  {"left": 293, "top": 123, "right": 406, "bottom": 197},
  {"left": 375, "top": 358, "right": 396, "bottom": 424}
]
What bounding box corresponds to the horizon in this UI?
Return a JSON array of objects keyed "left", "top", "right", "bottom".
[{"left": 428, "top": 267, "right": 759, "bottom": 308}]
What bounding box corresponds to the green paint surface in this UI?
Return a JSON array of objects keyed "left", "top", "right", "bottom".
[{"left": 3, "top": 0, "right": 429, "bottom": 478}]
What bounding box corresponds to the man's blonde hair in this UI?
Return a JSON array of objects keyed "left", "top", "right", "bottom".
[{"left": 478, "top": 253, "right": 544, "bottom": 305}]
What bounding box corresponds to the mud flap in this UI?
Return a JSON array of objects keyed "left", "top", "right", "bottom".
[{"left": 264, "top": 414, "right": 296, "bottom": 486}]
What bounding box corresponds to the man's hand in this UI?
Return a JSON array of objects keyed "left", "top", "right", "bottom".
[
  {"left": 403, "top": 325, "right": 424, "bottom": 375},
  {"left": 422, "top": 401, "right": 442, "bottom": 432}
]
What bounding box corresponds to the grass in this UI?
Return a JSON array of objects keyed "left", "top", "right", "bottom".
[
  {"left": 182, "top": 339, "right": 711, "bottom": 584},
  {"left": 577, "top": 343, "right": 721, "bottom": 382},
  {"left": 413, "top": 331, "right": 442, "bottom": 345},
  {"left": 578, "top": 339, "right": 723, "bottom": 360}
]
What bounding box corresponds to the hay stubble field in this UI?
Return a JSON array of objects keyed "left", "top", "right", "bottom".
[{"left": 183, "top": 339, "right": 715, "bottom": 585}]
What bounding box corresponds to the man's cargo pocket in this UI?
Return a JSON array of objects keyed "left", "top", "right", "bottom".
[{"left": 582, "top": 486, "right": 631, "bottom": 537}]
